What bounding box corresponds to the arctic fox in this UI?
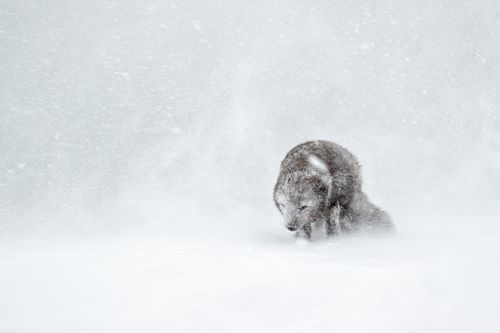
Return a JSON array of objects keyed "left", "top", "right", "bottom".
[{"left": 274, "top": 140, "right": 393, "bottom": 239}]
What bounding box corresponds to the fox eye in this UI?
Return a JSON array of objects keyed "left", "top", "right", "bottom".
[{"left": 299, "top": 205, "right": 309, "bottom": 211}]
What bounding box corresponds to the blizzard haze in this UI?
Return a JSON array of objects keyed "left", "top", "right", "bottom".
[{"left": 1, "top": 1, "right": 499, "bottom": 332}]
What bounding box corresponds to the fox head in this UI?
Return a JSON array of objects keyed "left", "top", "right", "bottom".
[{"left": 274, "top": 169, "right": 331, "bottom": 231}]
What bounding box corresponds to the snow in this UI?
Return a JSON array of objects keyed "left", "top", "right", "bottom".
[
  {"left": 1, "top": 225, "right": 499, "bottom": 333},
  {"left": 1, "top": 0, "right": 500, "bottom": 332},
  {"left": 307, "top": 154, "right": 329, "bottom": 173}
]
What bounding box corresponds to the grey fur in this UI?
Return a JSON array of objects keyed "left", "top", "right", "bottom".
[{"left": 273, "top": 140, "right": 394, "bottom": 239}]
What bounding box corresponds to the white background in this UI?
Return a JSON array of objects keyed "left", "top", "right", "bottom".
[{"left": 1, "top": 1, "right": 499, "bottom": 332}]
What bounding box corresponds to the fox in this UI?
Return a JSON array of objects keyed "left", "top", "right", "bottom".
[{"left": 273, "top": 140, "right": 393, "bottom": 239}]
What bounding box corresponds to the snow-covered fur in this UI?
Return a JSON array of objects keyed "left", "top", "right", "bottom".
[{"left": 273, "top": 140, "right": 393, "bottom": 239}]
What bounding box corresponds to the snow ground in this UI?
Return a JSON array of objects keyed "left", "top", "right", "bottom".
[{"left": 1, "top": 223, "right": 499, "bottom": 333}]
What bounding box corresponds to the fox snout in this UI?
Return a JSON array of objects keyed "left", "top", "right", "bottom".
[{"left": 285, "top": 218, "right": 299, "bottom": 231}]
